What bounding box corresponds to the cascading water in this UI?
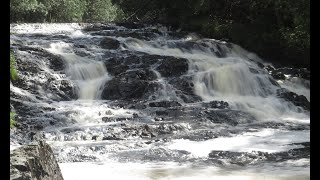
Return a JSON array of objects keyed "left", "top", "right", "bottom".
[
  {"left": 10, "top": 23, "right": 310, "bottom": 180},
  {"left": 46, "top": 41, "right": 111, "bottom": 100}
]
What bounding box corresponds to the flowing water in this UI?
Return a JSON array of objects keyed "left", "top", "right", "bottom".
[{"left": 10, "top": 23, "right": 310, "bottom": 179}]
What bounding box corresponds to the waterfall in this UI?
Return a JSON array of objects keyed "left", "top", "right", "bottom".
[{"left": 10, "top": 23, "right": 310, "bottom": 179}]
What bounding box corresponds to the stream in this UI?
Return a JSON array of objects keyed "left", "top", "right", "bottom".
[{"left": 10, "top": 23, "right": 310, "bottom": 180}]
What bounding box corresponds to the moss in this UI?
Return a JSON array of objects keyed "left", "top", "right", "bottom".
[
  {"left": 10, "top": 112, "right": 16, "bottom": 128},
  {"left": 10, "top": 51, "right": 18, "bottom": 81}
]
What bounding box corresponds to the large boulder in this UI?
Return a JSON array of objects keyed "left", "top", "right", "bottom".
[
  {"left": 277, "top": 88, "right": 310, "bottom": 111},
  {"left": 10, "top": 141, "right": 64, "bottom": 180},
  {"left": 101, "top": 69, "right": 158, "bottom": 100},
  {"left": 100, "top": 37, "right": 120, "bottom": 49},
  {"left": 156, "top": 57, "right": 189, "bottom": 77}
]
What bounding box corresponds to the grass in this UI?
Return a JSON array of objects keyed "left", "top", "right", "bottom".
[
  {"left": 10, "top": 51, "right": 18, "bottom": 81},
  {"left": 10, "top": 112, "right": 16, "bottom": 128}
]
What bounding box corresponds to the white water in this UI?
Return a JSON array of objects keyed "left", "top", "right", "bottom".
[
  {"left": 168, "top": 128, "right": 309, "bottom": 157},
  {"left": 123, "top": 38, "right": 310, "bottom": 121},
  {"left": 10, "top": 23, "right": 310, "bottom": 179},
  {"left": 60, "top": 160, "right": 309, "bottom": 180},
  {"left": 10, "top": 23, "right": 83, "bottom": 35},
  {"left": 46, "top": 42, "right": 111, "bottom": 99}
]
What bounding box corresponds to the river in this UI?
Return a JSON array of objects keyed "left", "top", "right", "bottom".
[{"left": 10, "top": 23, "right": 310, "bottom": 180}]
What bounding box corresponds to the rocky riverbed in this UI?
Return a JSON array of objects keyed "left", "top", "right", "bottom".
[{"left": 10, "top": 23, "right": 310, "bottom": 179}]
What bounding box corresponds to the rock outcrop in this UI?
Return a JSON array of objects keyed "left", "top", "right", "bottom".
[
  {"left": 10, "top": 141, "right": 64, "bottom": 180},
  {"left": 277, "top": 88, "right": 310, "bottom": 111},
  {"left": 100, "top": 37, "right": 120, "bottom": 49}
]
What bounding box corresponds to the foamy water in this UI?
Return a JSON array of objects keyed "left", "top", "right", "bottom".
[{"left": 10, "top": 23, "right": 310, "bottom": 179}]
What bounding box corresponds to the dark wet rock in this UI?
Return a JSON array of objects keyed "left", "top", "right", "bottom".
[
  {"left": 199, "top": 110, "right": 255, "bottom": 126},
  {"left": 109, "top": 64, "right": 129, "bottom": 76},
  {"left": 83, "top": 23, "right": 117, "bottom": 31},
  {"left": 60, "top": 127, "right": 82, "bottom": 134},
  {"left": 14, "top": 45, "right": 66, "bottom": 71},
  {"left": 121, "top": 69, "right": 158, "bottom": 81},
  {"left": 268, "top": 77, "right": 280, "bottom": 87},
  {"left": 209, "top": 151, "right": 264, "bottom": 165},
  {"left": 264, "top": 65, "right": 275, "bottom": 72},
  {"left": 271, "top": 71, "right": 286, "bottom": 80},
  {"left": 10, "top": 141, "right": 64, "bottom": 180},
  {"left": 152, "top": 108, "right": 187, "bottom": 119},
  {"left": 266, "top": 66, "right": 310, "bottom": 81},
  {"left": 74, "top": 49, "right": 92, "bottom": 57},
  {"left": 116, "top": 117, "right": 129, "bottom": 121},
  {"left": 209, "top": 144, "right": 310, "bottom": 165},
  {"left": 156, "top": 57, "right": 189, "bottom": 77},
  {"left": 102, "top": 116, "right": 130, "bottom": 123},
  {"left": 103, "top": 135, "right": 123, "bottom": 140},
  {"left": 101, "top": 79, "right": 148, "bottom": 100},
  {"left": 48, "top": 55, "right": 65, "bottom": 72},
  {"left": 215, "top": 44, "right": 227, "bottom": 57},
  {"left": 104, "top": 57, "right": 130, "bottom": 76},
  {"left": 105, "top": 110, "right": 113, "bottom": 115},
  {"left": 275, "top": 67, "right": 310, "bottom": 80},
  {"left": 92, "top": 135, "right": 103, "bottom": 141},
  {"left": 248, "top": 121, "right": 310, "bottom": 131},
  {"left": 202, "top": 101, "right": 229, "bottom": 109},
  {"left": 102, "top": 117, "right": 113, "bottom": 122},
  {"left": 177, "top": 130, "right": 217, "bottom": 141},
  {"left": 115, "top": 22, "right": 145, "bottom": 29},
  {"left": 58, "top": 80, "right": 78, "bottom": 99},
  {"left": 108, "top": 100, "right": 134, "bottom": 109},
  {"left": 132, "top": 113, "right": 139, "bottom": 118},
  {"left": 154, "top": 117, "right": 164, "bottom": 121},
  {"left": 169, "top": 76, "right": 194, "bottom": 94},
  {"left": 128, "top": 103, "right": 147, "bottom": 109},
  {"left": 100, "top": 37, "right": 120, "bottom": 49},
  {"left": 169, "top": 76, "right": 202, "bottom": 103},
  {"left": 126, "top": 54, "right": 160, "bottom": 67},
  {"left": 149, "top": 101, "right": 182, "bottom": 107},
  {"left": 11, "top": 47, "right": 77, "bottom": 101},
  {"left": 277, "top": 88, "right": 310, "bottom": 111},
  {"left": 101, "top": 69, "right": 158, "bottom": 100},
  {"left": 156, "top": 111, "right": 169, "bottom": 116},
  {"left": 121, "top": 123, "right": 187, "bottom": 139},
  {"left": 92, "top": 30, "right": 158, "bottom": 41},
  {"left": 74, "top": 44, "right": 87, "bottom": 48},
  {"left": 114, "top": 147, "right": 192, "bottom": 163}
]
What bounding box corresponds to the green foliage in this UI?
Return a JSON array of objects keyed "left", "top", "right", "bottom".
[
  {"left": 10, "top": 112, "right": 16, "bottom": 128},
  {"left": 10, "top": 51, "right": 18, "bottom": 81},
  {"left": 43, "top": 0, "right": 87, "bottom": 22},
  {"left": 10, "top": 0, "right": 48, "bottom": 22},
  {"left": 84, "top": 0, "right": 124, "bottom": 22},
  {"left": 10, "top": 0, "right": 124, "bottom": 23}
]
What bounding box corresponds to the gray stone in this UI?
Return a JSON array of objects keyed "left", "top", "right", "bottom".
[{"left": 10, "top": 141, "right": 64, "bottom": 180}]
